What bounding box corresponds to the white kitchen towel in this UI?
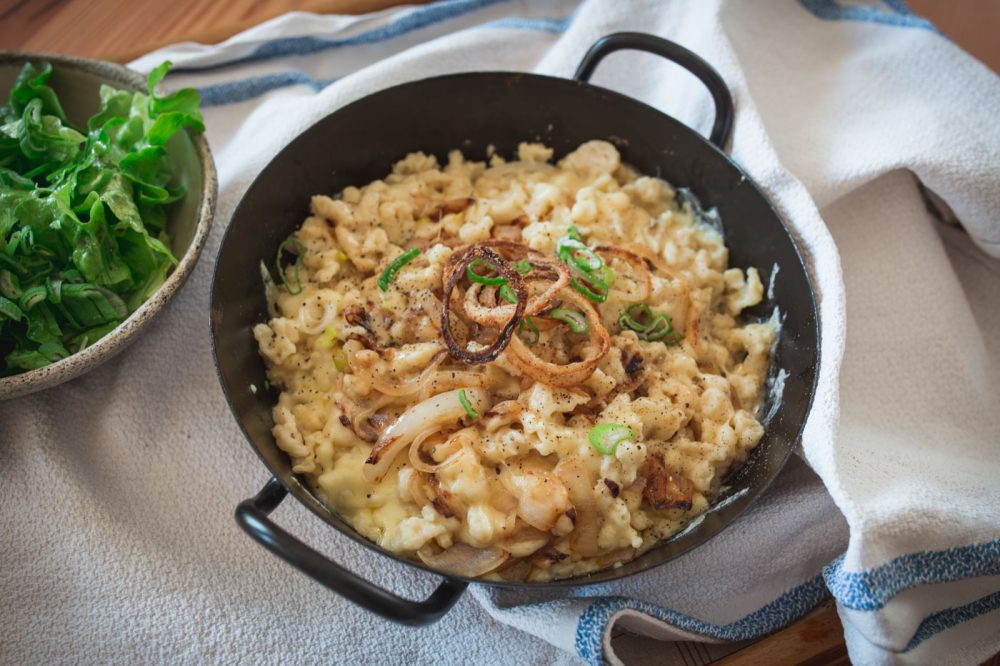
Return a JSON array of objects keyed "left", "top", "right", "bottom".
[{"left": 2, "top": 1, "right": 998, "bottom": 665}]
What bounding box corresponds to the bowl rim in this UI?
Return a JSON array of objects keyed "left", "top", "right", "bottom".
[
  {"left": 212, "top": 69, "right": 821, "bottom": 588},
  {"left": 0, "top": 50, "right": 217, "bottom": 400}
]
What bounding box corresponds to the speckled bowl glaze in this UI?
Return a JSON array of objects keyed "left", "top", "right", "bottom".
[{"left": 0, "top": 52, "right": 216, "bottom": 400}]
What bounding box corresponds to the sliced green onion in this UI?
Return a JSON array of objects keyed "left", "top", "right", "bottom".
[
  {"left": 549, "top": 307, "right": 588, "bottom": 333},
  {"left": 619, "top": 304, "right": 683, "bottom": 345},
  {"left": 458, "top": 388, "right": 478, "bottom": 420},
  {"left": 571, "top": 247, "right": 603, "bottom": 272},
  {"left": 618, "top": 303, "right": 654, "bottom": 332},
  {"left": 513, "top": 260, "right": 532, "bottom": 275},
  {"left": 638, "top": 315, "right": 670, "bottom": 340},
  {"left": 557, "top": 237, "right": 602, "bottom": 272},
  {"left": 466, "top": 258, "right": 508, "bottom": 286},
  {"left": 638, "top": 314, "right": 682, "bottom": 344},
  {"left": 556, "top": 226, "right": 613, "bottom": 302},
  {"left": 556, "top": 226, "right": 584, "bottom": 260},
  {"left": 567, "top": 258, "right": 613, "bottom": 303},
  {"left": 518, "top": 317, "right": 539, "bottom": 345},
  {"left": 377, "top": 247, "right": 420, "bottom": 291},
  {"left": 263, "top": 379, "right": 271, "bottom": 390},
  {"left": 498, "top": 284, "right": 517, "bottom": 304},
  {"left": 570, "top": 276, "right": 609, "bottom": 303},
  {"left": 588, "top": 423, "right": 636, "bottom": 456},
  {"left": 276, "top": 237, "right": 307, "bottom": 295},
  {"left": 556, "top": 228, "right": 603, "bottom": 272}
]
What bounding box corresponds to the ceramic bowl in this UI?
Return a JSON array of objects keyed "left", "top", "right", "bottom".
[{"left": 0, "top": 51, "right": 216, "bottom": 400}]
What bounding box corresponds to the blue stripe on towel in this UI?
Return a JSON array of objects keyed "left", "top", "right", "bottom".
[
  {"left": 174, "top": 0, "right": 517, "bottom": 73},
  {"left": 482, "top": 15, "right": 573, "bottom": 34},
  {"left": 798, "top": 0, "right": 939, "bottom": 33},
  {"left": 197, "top": 72, "right": 337, "bottom": 107},
  {"left": 191, "top": 11, "right": 575, "bottom": 107},
  {"left": 904, "top": 590, "right": 1000, "bottom": 652},
  {"left": 574, "top": 576, "right": 829, "bottom": 666},
  {"left": 824, "top": 539, "right": 1000, "bottom": 612}
]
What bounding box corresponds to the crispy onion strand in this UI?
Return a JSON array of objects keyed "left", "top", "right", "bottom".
[
  {"left": 503, "top": 288, "right": 611, "bottom": 388},
  {"left": 364, "top": 388, "right": 490, "bottom": 483},
  {"left": 594, "top": 245, "right": 653, "bottom": 302},
  {"left": 441, "top": 246, "right": 526, "bottom": 365},
  {"left": 462, "top": 261, "right": 570, "bottom": 328}
]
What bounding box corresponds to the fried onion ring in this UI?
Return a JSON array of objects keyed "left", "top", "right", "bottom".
[
  {"left": 448, "top": 240, "right": 569, "bottom": 327},
  {"left": 503, "top": 288, "right": 611, "bottom": 388},
  {"left": 594, "top": 244, "right": 654, "bottom": 301},
  {"left": 441, "top": 246, "right": 526, "bottom": 364},
  {"left": 462, "top": 263, "right": 570, "bottom": 326},
  {"left": 474, "top": 238, "right": 543, "bottom": 258}
]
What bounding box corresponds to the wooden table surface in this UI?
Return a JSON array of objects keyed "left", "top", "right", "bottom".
[{"left": 1, "top": 1, "right": 996, "bottom": 664}]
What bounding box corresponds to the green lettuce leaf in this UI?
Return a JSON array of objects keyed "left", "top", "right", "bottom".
[{"left": 0, "top": 61, "right": 203, "bottom": 375}]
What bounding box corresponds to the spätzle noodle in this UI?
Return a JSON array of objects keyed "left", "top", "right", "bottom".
[{"left": 253, "top": 140, "right": 774, "bottom": 581}]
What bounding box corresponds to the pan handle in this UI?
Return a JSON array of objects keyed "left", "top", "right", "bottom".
[
  {"left": 573, "top": 32, "right": 734, "bottom": 149},
  {"left": 235, "top": 477, "right": 468, "bottom": 626}
]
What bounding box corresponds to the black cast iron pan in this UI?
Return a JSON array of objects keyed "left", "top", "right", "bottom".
[{"left": 211, "top": 33, "right": 819, "bottom": 626}]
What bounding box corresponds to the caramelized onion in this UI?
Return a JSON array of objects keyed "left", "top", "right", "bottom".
[
  {"left": 594, "top": 245, "right": 653, "bottom": 301},
  {"left": 365, "top": 349, "right": 448, "bottom": 397},
  {"left": 364, "top": 388, "right": 490, "bottom": 483},
  {"left": 503, "top": 288, "right": 611, "bottom": 388},
  {"left": 408, "top": 428, "right": 467, "bottom": 474},
  {"left": 621, "top": 242, "right": 697, "bottom": 339},
  {"left": 344, "top": 304, "right": 376, "bottom": 339},
  {"left": 418, "top": 371, "right": 488, "bottom": 397},
  {"left": 349, "top": 393, "right": 396, "bottom": 443},
  {"left": 475, "top": 238, "right": 544, "bottom": 259},
  {"left": 641, "top": 453, "right": 695, "bottom": 511},
  {"left": 457, "top": 239, "right": 571, "bottom": 324},
  {"left": 482, "top": 400, "right": 523, "bottom": 433},
  {"left": 490, "top": 486, "right": 519, "bottom": 514},
  {"left": 417, "top": 543, "right": 508, "bottom": 577},
  {"left": 441, "top": 246, "right": 526, "bottom": 365},
  {"left": 684, "top": 299, "right": 703, "bottom": 351},
  {"left": 608, "top": 350, "right": 645, "bottom": 401},
  {"left": 502, "top": 524, "right": 551, "bottom": 557},
  {"left": 461, "top": 259, "right": 570, "bottom": 327},
  {"left": 407, "top": 469, "right": 459, "bottom": 518},
  {"left": 492, "top": 557, "right": 533, "bottom": 582},
  {"left": 555, "top": 457, "right": 603, "bottom": 558}
]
